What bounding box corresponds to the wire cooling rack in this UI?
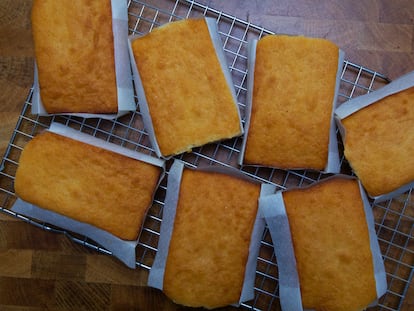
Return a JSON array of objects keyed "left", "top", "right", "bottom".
[{"left": 0, "top": 0, "right": 412, "bottom": 310}]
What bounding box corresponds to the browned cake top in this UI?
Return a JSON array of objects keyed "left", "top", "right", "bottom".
[
  {"left": 31, "top": 0, "right": 118, "bottom": 113},
  {"left": 131, "top": 18, "right": 242, "bottom": 156},
  {"left": 283, "top": 177, "right": 377, "bottom": 311},
  {"left": 163, "top": 168, "right": 261, "bottom": 308},
  {"left": 342, "top": 87, "right": 414, "bottom": 196},
  {"left": 14, "top": 131, "right": 161, "bottom": 240},
  {"left": 244, "top": 34, "right": 339, "bottom": 170}
]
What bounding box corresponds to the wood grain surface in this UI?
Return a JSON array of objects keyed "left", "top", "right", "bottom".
[{"left": 0, "top": 0, "right": 413, "bottom": 310}]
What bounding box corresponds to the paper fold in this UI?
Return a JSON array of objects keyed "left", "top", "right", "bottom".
[
  {"left": 31, "top": 0, "right": 135, "bottom": 119},
  {"left": 12, "top": 122, "right": 165, "bottom": 268},
  {"left": 239, "top": 38, "right": 344, "bottom": 174},
  {"left": 260, "top": 175, "right": 387, "bottom": 310},
  {"left": 259, "top": 192, "right": 303, "bottom": 311},
  {"left": 335, "top": 70, "right": 414, "bottom": 202},
  {"left": 128, "top": 17, "right": 242, "bottom": 158},
  {"left": 148, "top": 159, "right": 273, "bottom": 307}
]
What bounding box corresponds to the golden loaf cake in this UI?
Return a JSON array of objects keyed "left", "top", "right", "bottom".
[
  {"left": 340, "top": 87, "right": 414, "bottom": 197},
  {"left": 31, "top": 0, "right": 118, "bottom": 114},
  {"left": 283, "top": 177, "right": 377, "bottom": 311},
  {"left": 244, "top": 35, "right": 340, "bottom": 170},
  {"left": 14, "top": 131, "right": 162, "bottom": 240},
  {"left": 163, "top": 168, "right": 261, "bottom": 309},
  {"left": 130, "top": 18, "right": 242, "bottom": 157}
]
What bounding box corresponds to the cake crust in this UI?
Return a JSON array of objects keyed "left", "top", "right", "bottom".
[
  {"left": 244, "top": 35, "right": 339, "bottom": 170},
  {"left": 31, "top": 0, "right": 118, "bottom": 113},
  {"left": 163, "top": 169, "right": 261, "bottom": 309},
  {"left": 283, "top": 177, "right": 377, "bottom": 311},
  {"left": 14, "top": 131, "right": 161, "bottom": 240},
  {"left": 131, "top": 18, "right": 242, "bottom": 157},
  {"left": 341, "top": 87, "right": 414, "bottom": 197}
]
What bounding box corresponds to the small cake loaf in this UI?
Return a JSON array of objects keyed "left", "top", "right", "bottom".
[
  {"left": 163, "top": 168, "right": 261, "bottom": 308},
  {"left": 283, "top": 177, "right": 378, "bottom": 311},
  {"left": 130, "top": 18, "right": 242, "bottom": 157},
  {"left": 244, "top": 34, "right": 340, "bottom": 170},
  {"left": 14, "top": 131, "right": 162, "bottom": 240},
  {"left": 31, "top": 0, "right": 118, "bottom": 113},
  {"left": 340, "top": 87, "right": 414, "bottom": 197}
]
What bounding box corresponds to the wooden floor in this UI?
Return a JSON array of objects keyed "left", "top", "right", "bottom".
[{"left": 1, "top": 0, "right": 413, "bottom": 310}]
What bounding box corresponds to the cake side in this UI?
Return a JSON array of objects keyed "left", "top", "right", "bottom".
[
  {"left": 14, "top": 131, "right": 161, "bottom": 240},
  {"left": 244, "top": 35, "right": 339, "bottom": 170},
  {"left": 283, "top": 177, "right": 377, "bottom": 311},
  {"left": 31, "top": 0, "right": 118, "bottom": 113},
  {"left": 130, "top": 18, "right": 242, "bottom": 157},
  {"left": 342, "top": 87, "right": 414, "bottom": 197},
  {"left": 163, "top": 169, "right": 261, "bottom": 308}
]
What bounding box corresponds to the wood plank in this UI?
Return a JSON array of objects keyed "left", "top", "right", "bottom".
[
  {"left": 0, "top": 0, "right": 413, "bottom": 310},
  {"left": 378, "top": 0, "right": 414, "bottom": 24},
  {"left": 0, "top": 277, "right": 55, "bottom": 308},
  {"left": 402, "top": 280, "right": 414, "bottom": 311},
  {"left": 110, "top": 284, "right": 241, "bottom": 311},
  {"left": 0, "top": 220, "right": 63, "bottom": 250},
  {"left": 85, "top": 255, "right": 148, "bottom": 286},
  {"left": 54, "top": 280, "right": 110, "bottom": 311},
  {"left": 31, "top": 251, "right": 87, "bottom": 281},
  {"left": 0, "top": 249, "right": 32, "bottom": 278},
  {"left": 199, "top": 0, "right": 380, "bottom": 22}
]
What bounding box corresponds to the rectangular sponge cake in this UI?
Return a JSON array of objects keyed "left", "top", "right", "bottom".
[
  {"left": 31, "top": 0, "right": 118, "bottom": 114},
  {"left": 283, "top": 177, "right": 377, "bottom": 311},
  {"left": 130, "top": 18, "right": 242, "bottom": 157},
  {"left": 14, "top": 131, "right": 162, "bottom": 241},
  {"left": 163, "top": 168, "right": 261, "bottom": 309},
  {"left": 341, "top": 87, "right": 414, "bottom": 197},
  {"left": 244, "top": 35, "right": 339, "bottom": 170}
]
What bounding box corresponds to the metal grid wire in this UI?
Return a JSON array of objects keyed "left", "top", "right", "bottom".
[{"left": 0, "top": 0, "right": 412, "bottom": 310}]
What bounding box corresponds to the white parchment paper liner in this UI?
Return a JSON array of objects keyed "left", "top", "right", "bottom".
[
  {"left": 128, "top": 17, "right": 243, "bottom": 159},
  {"left": 11, "top": 122, "right": 165, "bottom": 268},
  {"left": 259, "top": 190, "right": 303, "bottom": 311},
  {"left": 260, "top": 175, "right": 387, "bottom": 311},
  {"left": 239, "top": 38, "right": 344, "bottom": 173},
  {"left": 335, "top": 70, "right": 414, "bottom": 202},
  {"left": 148, "top": 160, "right": 275, "bottom": 307},
  {"left": 31, "top": 0, "right": 135, "bottom": 119}
]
